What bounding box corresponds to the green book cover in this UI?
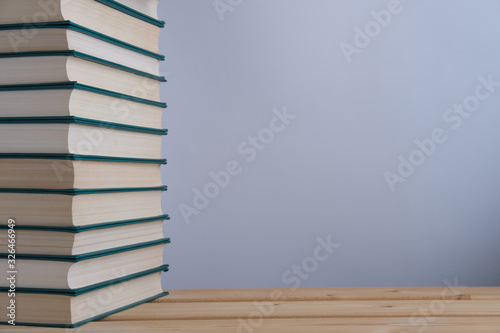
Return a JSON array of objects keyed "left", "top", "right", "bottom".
[
  {"left": 0, "top": 21, "right": 164, "bottom": 60},
  {"left": 94, "top": 0, "right": 165, "bottom": 27},
  {"left": 0, "top": 237, "right": 170, "bottom": 262},
  {"left": 0, "top": 185, "right": 168, "bottom": 195},
  {"left": 0, "top": 214, "right": 170, "bottom": 232},
  {"left": 0, "top": 153, "right": 167, "bottom": 164},
  {"left": 0, "top": 50, "right": 166, "bottom": 82},
  {"left": 0, "top": 291, "right": 169, "bottom": 328},
  {"left": 0, "top": 264, "right": 169, "bottom": 296},
  {"left": 0, "top": 81, "right": 167, "bottom": 108},
  {"left": 0, "top": 116, "right": 168, "bottom": 135}
]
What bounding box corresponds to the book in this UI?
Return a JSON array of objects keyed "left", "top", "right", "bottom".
[
  {"left": 0, "top": 219, "right": 166, "bottom": 255},
  {"left": 0, "top": 58, "right": 165, "bottom": 129},
  {"left": 0, "top": 122, "right": 165, "bottom": 159},
  {"left": 0, "top": 239, "right": 169, "bottom": 289},
  {"left": 0, "top": 269, "right": 167, "bottom": 327},
  {"left": 113, "top": 0, "right": 160, "bottom": 19},
  {"left": 0, "top": 22, "right": 162, "bottom": 75},
  {"left": 0, "top": 158, "right": 163, "bottom": 189},
  {"left": 0, "top": 0, "right": 163, "bottom": 53},
  {"left": 0, "top": 81, "right": 166, "bottom": 109},
  {"left": 0, "top": 52, "right": 164, "bottom": 102},
  {"left": 0, "top": 191, "right": 166, "bottom": 228}
]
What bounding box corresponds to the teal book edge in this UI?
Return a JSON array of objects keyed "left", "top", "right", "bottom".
[
  {"left": 0, "top": 116, "right": 168, "bottom": 135},
  {"left": 0, "top": 264, "right": 169, "bottom": 296},
  {"left": 94, "top": 0, "right": 165, "bottom": 28},
  {"left": 0, "top": 214, "right": 170, "bottom": 232},
  {"left": 0, "top": 50, "right": 165, "bottom": 82},
  {"left": 0, "top": 81, "right": 167, "bottom": 108},
  {"left": 0, "top": 237, "right": 170, "bottom": 262},
  {"left": 0, "top": 21, "right": 164, "bottom": 60},
  {"left": 0, "top": 185, "right": 167, "bottom": 195},
  {"left": 0, "top": 153, "right": 167, "bottom": 164},
  {"left": 0, "top": 292, "right": 169, "bottom": 328}
]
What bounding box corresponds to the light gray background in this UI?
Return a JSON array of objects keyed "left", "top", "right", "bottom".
[{"left": 159, "top": 0, "right": 500, "bottom": 289}]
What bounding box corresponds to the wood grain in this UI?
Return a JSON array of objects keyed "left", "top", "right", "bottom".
[
  {"left": 4, "top": 288, "right": 500, "bottom": 332},
  {"left": 102, "top": 299, "right": 500, "bottom": 321},
  {"left": 4, "top": 318, "right": 500, "bottom": 332},
  {"left": 159, "top": 286, "right": 500, "bottom": 302}
]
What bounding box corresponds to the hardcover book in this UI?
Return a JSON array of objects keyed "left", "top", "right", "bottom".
[
  {"left": 0, "top": 239, "right": 169, "bottom": 289},
  {"left": 0, "top": 270, "right": 167, "bottom": 327},
  {"left": 0, "top": 0, "right": 164, "bottom": 53},
  {"left": 0, "top": 218, "right": 168, "bottom": 255},
  {"left": 0, "top": 190, "right": 166, "bottom": 228}
]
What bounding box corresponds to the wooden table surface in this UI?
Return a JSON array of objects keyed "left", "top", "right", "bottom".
[{"left": 5, "top": 287, "right": 500, "bottom": 332}]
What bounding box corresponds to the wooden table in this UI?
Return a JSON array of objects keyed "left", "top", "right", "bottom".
[{"left": 5, "top": 287, "right": 500, "bottom": 332}]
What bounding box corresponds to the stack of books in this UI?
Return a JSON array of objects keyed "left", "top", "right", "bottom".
[{"left": 0, "top": 0, "right": 169, "bottom": 328}]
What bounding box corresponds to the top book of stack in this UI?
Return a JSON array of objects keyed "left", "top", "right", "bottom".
[{"left": 0, "top": 0, "right": 164, "bottom": 75}]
